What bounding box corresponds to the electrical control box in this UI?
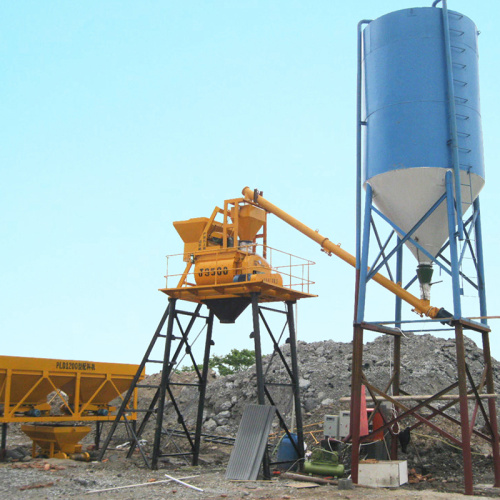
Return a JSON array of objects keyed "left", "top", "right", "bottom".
[
  {"left": 324, "top": 415, "right": 339, "bottom": 439},
  {"left": 338, "top": 410, "right": 350, "bottom": 439},
  {"left": 324, "top": 411, "right": 351, "bottom": 440}
]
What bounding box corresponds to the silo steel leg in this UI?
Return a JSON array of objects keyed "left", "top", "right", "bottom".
[
  {"left": 481, "top": 332, "right": 500, "bottom": 487},
  {"left": 391, "top": 239, "right": 403, "bottom": 460},
  {"left": 350, "top": 324, "right": 364, "bottom": 484},
  {"left": 445, "top": 171, "right": 462, "bottom": 319},
  {"left": 390, "top": 336, "right": 401, "bottom": 460},
  {"left": 455, "top": 323, "right": 473, "bottom": 495},
  {"left": 355, "top": 184, "right": 373, "bottom": 324}
]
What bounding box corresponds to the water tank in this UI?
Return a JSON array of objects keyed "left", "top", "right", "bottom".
[
  {"left": 276, "top": 433, "right": 299, "bottom": 470},
  {"left": 363, "top": 7, "right": 484, "bottom": 265}
]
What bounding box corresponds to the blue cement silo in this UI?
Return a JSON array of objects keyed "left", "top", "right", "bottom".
[
  {"left": 350, "top": 5, "right": 498, "bottom": 494},
  {"left": 356, "top": 4, "right": 485, "bottom": 305},
  {"left": 363, "top": 7, "right": 484, "bottom": 269}
]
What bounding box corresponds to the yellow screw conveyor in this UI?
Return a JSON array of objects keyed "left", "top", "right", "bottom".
[{"left": 242, "top": 186, "right": 447, "bottom": 319}]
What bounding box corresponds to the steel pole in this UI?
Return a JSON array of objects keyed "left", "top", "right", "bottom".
[
  {"left": 286, "top": 301, "right": 305, "bottom": 470},
  {"left": 455, "top": 323, "right": 473, "bottom": 495},
  {"left": 473, "top": 198, "right": 487, "bottom": 321},
  {"left": 391, "top": 238, "right": 403, "bottom": 459},
  {"left": 356, "top": 19, "right": 372, "bottom": 267},
  {"left": 250, "top": 292, "right": 270, "bottom": 479},
  {"left": 0, "top": 424, "right": 7, "bottom": 460},
  {"left": 251, "top": 293, "right": 266, "bottom": 406},
  {"left": 193, "top": 310, "right": 215, "bottom": 466},
  {"left": 445, "top": 171, "right": 462, "bottom": 318},
  {"left": 481, "top": 331, "right": 500, "bottom": 486},
  {"left": 357, "top": 184, "right": 373, "bottom": 323},
  {"left": 152, "top": 298, "right": 177, "bottom": 470},
  {"left": 94, "top": 422, "right": 101, "bottom": 451},
  {"left": 350, "top": 324, "right": 364, "bottom": 484}
]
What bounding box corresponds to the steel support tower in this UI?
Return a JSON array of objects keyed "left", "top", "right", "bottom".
[
  {"left": 351, "top": 7, "right": 500, "bottom": 495},
  {"left": 97, "top": 295, "right": 305, "bottom": 475}
]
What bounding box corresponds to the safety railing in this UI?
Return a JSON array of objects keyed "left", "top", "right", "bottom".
[{"left": 164, "top": 243, "right": 315, "bottom": 294}]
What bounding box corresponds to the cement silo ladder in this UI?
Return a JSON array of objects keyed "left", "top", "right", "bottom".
[
  {"left": 442, "top": 0, "right": 466, "bottom": 239},
  {"left": 446, "top": 8, "right": 476, "bottom": 218}
]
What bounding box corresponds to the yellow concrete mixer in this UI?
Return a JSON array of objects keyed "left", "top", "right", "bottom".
[
  {"left": 161, "top": 196, "right": 315, "bottom": 323},
  {"left": 175, "top": 204, "right": 282, "bottom": 288}
]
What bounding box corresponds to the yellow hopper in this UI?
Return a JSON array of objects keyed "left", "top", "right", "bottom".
[{"left": 21, "top": 424, "right": 91, "bottom": 459}]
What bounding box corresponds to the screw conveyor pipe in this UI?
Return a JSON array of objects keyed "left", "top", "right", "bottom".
[{"left": 242, "top": 186, "right": 443, "bottom": 319}]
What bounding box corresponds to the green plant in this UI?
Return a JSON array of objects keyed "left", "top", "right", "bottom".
[
  {"left": 208, "top": 348, "right": 255, "bottom": 376},
  {"left": 175, "top": 348, "right": 255, "bottom": 376}
]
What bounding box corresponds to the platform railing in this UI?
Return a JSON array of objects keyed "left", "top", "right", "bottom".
[{"left": 164, "top": 243, "right": 315, "bottom": 294}]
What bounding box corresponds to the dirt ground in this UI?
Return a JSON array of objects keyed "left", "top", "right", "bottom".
[{"left": 2, "top": 442, "right": 500, "bottom": 500}]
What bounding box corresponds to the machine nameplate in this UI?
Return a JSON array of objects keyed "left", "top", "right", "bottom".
[{"left": 55, "top": 361, "right": 96, "bottom": 371}]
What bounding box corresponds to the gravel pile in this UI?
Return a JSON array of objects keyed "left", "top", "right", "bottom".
[
  {"left": 168, "top": 332, "right": 499, "bottom": 438},
  {"left": 71, "top": 332, "right": 500, "bottom": 461}
]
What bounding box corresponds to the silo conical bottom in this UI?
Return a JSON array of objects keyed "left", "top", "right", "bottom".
[{"left": 367, "top": 167, "right": 484, "bottom": 264}]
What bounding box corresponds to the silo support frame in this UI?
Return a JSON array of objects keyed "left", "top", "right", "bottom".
[
  {"left": 356, "top": 170, "right": 471, "bottom": 318},
  {"left": 367, "top": 194, "right": 449, "bottom": 281},
  {"left": 363, "top": 191, "right": 485, "bottom": 305},
  {"left": 349, "top": 319, "right": 499, "bottom": 494},
  {"left": 356, "top": 180, "right": 487, "bottom": 325},
  {"left": 351, "top": 167, "right": 497, "bottom": 497}
]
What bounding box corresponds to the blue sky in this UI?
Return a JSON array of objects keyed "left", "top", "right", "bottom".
[{"left": 2, "top": 1, "right": 500, "bottom": 371}]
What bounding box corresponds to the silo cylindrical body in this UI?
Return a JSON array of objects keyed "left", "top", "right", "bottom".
[{"left": 362, "top": 7, "right": 484, "bottom": 265}]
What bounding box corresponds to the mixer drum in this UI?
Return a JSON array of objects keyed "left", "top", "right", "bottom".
[{"left": 194, "top": 253, "right": 282, "bottom": 286}]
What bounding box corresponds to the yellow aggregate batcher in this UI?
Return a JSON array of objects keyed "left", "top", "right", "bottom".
[
  {"left": 0, "top": 355, "right": 143, "bottom": 459},
  {"left": 242, "top": 187, "right": 443, "bottom": 319}
]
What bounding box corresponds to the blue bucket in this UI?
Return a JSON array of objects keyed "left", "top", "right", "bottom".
[{"left": 276, "top": 433, "right": 299, "bottom": 471}]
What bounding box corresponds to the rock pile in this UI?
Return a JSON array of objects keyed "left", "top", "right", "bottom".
[{"left": 136, "top": 332, "right": 499, "bottom": 446}]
